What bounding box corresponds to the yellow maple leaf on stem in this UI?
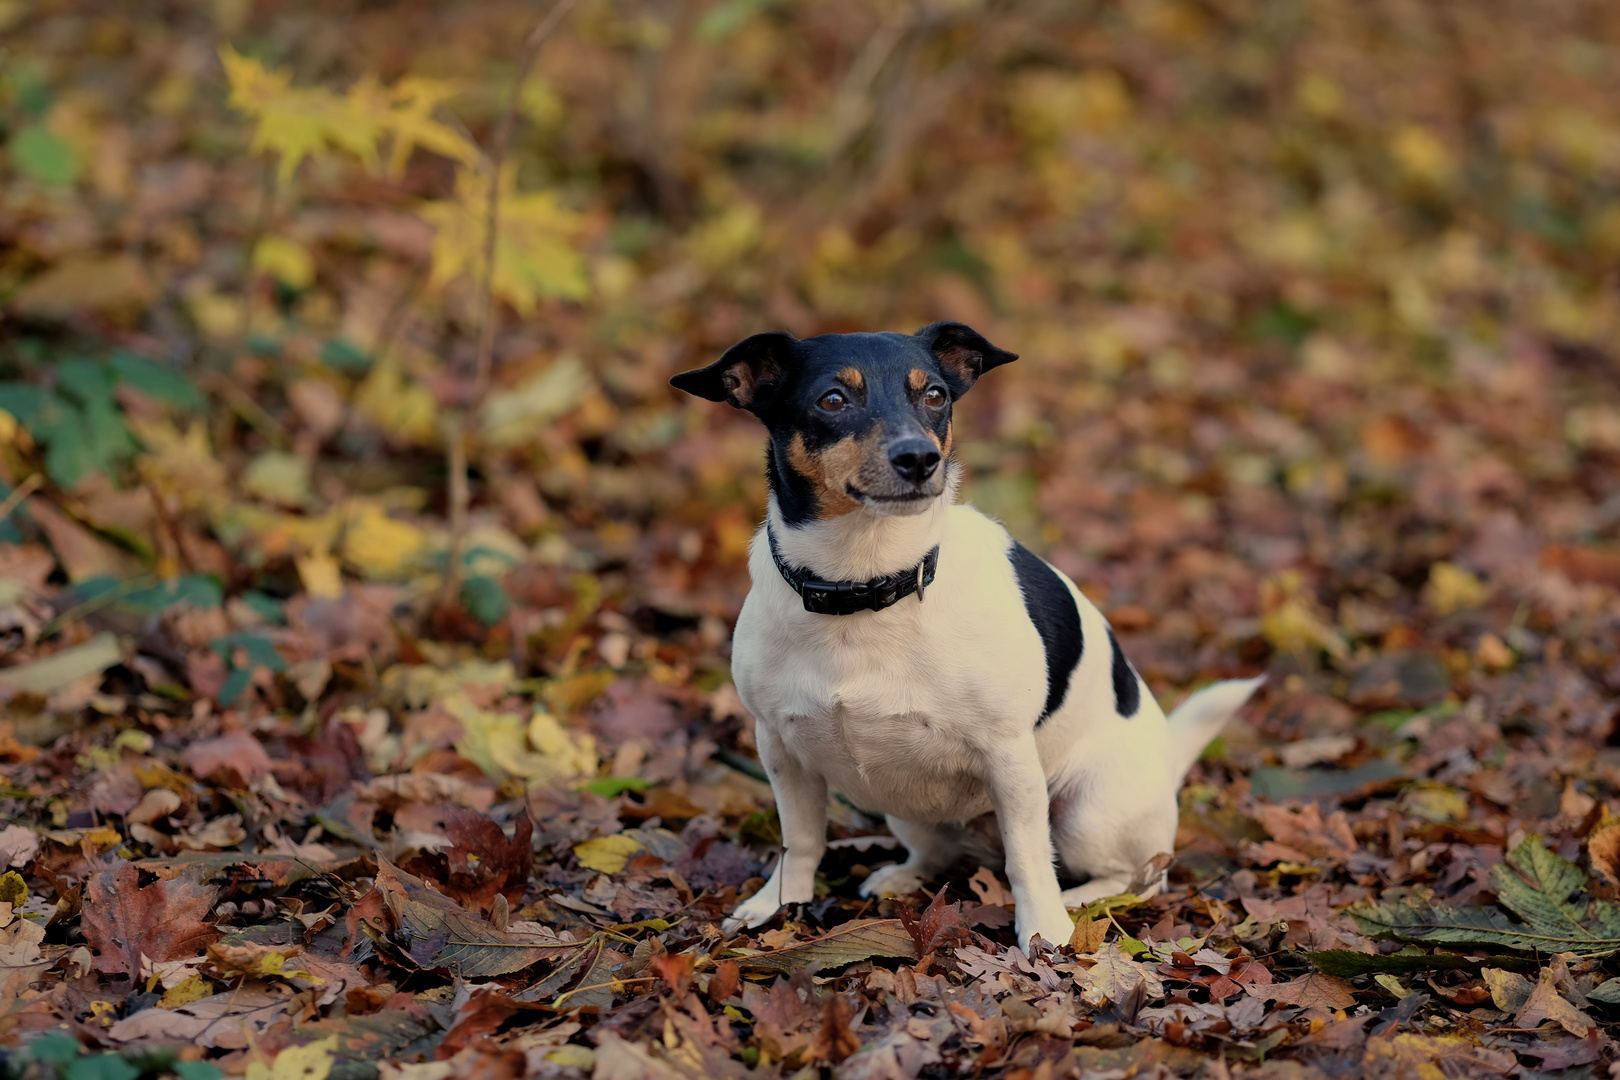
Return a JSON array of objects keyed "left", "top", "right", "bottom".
[
  {"left": 420, "top": 164, "right": 589, "bottom": 315},
  {"left": 220, "top": 46, "right": 384, "bottom": 183}
]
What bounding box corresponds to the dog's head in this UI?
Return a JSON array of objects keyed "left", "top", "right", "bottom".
[{"left": 671, "top": 323, "right": 1016, "bottom": 522}]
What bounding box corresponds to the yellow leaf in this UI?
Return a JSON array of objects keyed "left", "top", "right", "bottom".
[
  {"left": 242, "top": 450, "right": 312, "bottom": 506},
  {"left": 245, "top": 1034, "right": 339, "bottom": 1080},
  {"left": 378, "top": 77, "right": 480, "bottom": 177},
  {"left": 252, "top": 236, "right": 316, "bottom": 289},
  {"left": 574, "top": 834, "right": 644, "bottom": 874},
  {"left": 158, "top": 974, "right": 214, "bottom": 1009},
  {"left": 1260, "top": 571, "right": 1347, "bottom": 659},
  {"left": 220, "top": 45, "right": 384, "bottom": 182},
  {"left": 340, "top": 501, "right": 427, "bottom": 578},
  {"left": 0, "top": 408, "right": 17, "bottom": 446},
  {"left": 353, "top": 358, "right": 439, "bottom": 446},
  {"left": 420, "top": 164, "right": 588, "bottom": 315},
  {"left": 449, "top": 693, "right": 595, "bottom": 786},
  {"left": 1424, "top": 562, "right": 1486, "bottom": 616},
  {"left": 296, "top": 550, "right": 345, "bottom": 599},
  {"left": 1390, "top": 124, "right": 1454, "bottom": 186},
  {"left": 480, "top": 356, "right": 592, "bottom": 448}
]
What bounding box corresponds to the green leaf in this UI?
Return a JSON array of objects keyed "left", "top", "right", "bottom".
[
  {"left": 319, "top": 337, "right": 372, "bottom": 373},
  {"left": 108, "top": 351, "right": 204, "bottom": 409},
  {"left": 27, "top": 1031, "right": 82, "bottom": 1064},
  {"left": 239, "top": 590, "right": 288, "bottom": 624},
  {"left": 119, "top": 575, "right": 224, "bottom": 615},
  {"left": 1587, "top": 979, "right": 1620, "bottom": 1005},
  {"left": 1305, "top": 948, "right": 1535, "bottom": 977},
  {"left": 460, "top": 575, "right": 509, "bottom": 626},
  {"left": 1352, "top": 836, "right": 1620, "bottom": 957},
  {"left": 0, "top": 383, "right": 49, "bottom": 425},
  {"left": 209, "top": 631, "right": 287, "bottom": 673},
  {"left": 576, "top": 776, "right": 651, "bottom": 798},
  {"left": 10, "top": 125, "right": 80, "bottom": 187},
  {"left": 64, "top": 1054, "right": 140, "bottom": 1080},
  {"left": 218, "top": 667, "right": 253, "bottom": 704}
]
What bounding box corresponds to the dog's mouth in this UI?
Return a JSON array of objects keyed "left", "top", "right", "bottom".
[{"left": 846, "top": 483, "right": 934, "bottom": 504}]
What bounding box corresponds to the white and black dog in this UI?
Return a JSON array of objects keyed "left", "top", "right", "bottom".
[{"left": 672, "top": 323, "right": 1263, "bottom": 952}]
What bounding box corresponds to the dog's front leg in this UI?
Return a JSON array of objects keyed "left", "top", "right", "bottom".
[
  {"left": 723, "top": 727, "right": 827, "bottom": 934},
  {"left": 985, "top": 733, "right": 1074, "bottom": 953}
]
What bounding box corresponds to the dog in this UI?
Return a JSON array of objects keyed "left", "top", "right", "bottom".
[{"left": 672, "top": 322, "right": 1264, "bottom": 952}]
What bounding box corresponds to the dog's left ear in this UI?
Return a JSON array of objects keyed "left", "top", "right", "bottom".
[
  {"left": 670, "top": 331, "right": 797, "bottom": 412},
  {"left": 916, "top": 322, "right": 1017, "bottom": 396}
]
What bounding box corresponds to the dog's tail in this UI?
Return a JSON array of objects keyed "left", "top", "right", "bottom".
[{"left": 1165, "top": 675, "right": 1266, "bottom": 781}]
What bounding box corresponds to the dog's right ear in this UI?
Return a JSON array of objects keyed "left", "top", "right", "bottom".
[{"left": 670, "top": 331, "right": 797, "bottom": 411}]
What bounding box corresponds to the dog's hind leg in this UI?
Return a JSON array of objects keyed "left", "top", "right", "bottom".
[
  {"left": 1050, "top": 765, "right": 1179, "bottom": 908},
  {"left": 859, "top": 816, "right": 960, "bottom": 899}
]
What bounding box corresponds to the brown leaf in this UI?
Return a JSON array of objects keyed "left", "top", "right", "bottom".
[
  {"left": 1069, "top": 912, "right": 1109, "bottom": 954},
  {"left": 1266, "top": 972, "right": 1356, "bottom": 1011},
  {"left": 805, "top": 995, "right": 860, "bottom": 1064},
  {"left": 1254, "top": 803, "right": 1359, "bottom": 863},
  {"left": 81, "top": 860, "right": 220, "bottom": 977},
  {"left": 1515, "top": 967, "right": 1594, "bottom": 1036},
  {"left": 402, "top": 807, "right": 532, "bottom": 915},
  {"left": 375, "top": 857, "right": 570, "bottom": 977},
  {"left": 707, "top": 959, "right": 740, "bottom": 1003},
  {"left": 734, "top": 918, "right": 917, "bottom": 974},
  {"left": 182, "top": 730, "right": 274, "bottom": 787},
  {"left": 1588, "top": 819, "right": 1620, "bottom": 885}
]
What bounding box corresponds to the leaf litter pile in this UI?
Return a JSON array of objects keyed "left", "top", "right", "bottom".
[{"left": 2, "top": 1, "right": 1620, "bottom": 1077}]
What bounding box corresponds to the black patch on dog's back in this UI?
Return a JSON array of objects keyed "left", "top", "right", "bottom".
[
  {"left": 1008, "top": 543, "right": 1082, "bottom": 723},
  {"left": 1108, "top": 627, "right": 1141, "bottom": 718}
]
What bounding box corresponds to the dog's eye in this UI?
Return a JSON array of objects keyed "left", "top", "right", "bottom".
[
  {"left": 817, "top": 390, "right": 847, "bottom": 413},
  {"left": 923, "top": 387, "right": 947, "bottom": 408}
]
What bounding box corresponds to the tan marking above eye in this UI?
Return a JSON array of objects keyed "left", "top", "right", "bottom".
[
  {"left": 837, "top": 367, "right": 864, "bottom": 389},
  {"left": 908, "top": 369, "right": 927, "bottom": 391}
]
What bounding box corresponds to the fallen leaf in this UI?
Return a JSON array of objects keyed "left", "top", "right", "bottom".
[
  {"left": 80, "top": 860, "right": 221, "bottom": 977},
  {"left": 1267, "top": 972, "right": 1357, "bottom": 1010},
  {"left": 376, "top": 858, "right": 570, "bottom": 976},
  {"left": 0, "top": 632, "right": 121, "bottom": 695},
  {"left": 734, "top": 919, "right": 918, "bottom": 974},
  {"left": 246, "top": 1034, "right": 340, "bottom": 1080}
]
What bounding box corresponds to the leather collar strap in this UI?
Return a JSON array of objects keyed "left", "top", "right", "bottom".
[{"left": 766, "top": 523, "right": 938, "bottom": 615}]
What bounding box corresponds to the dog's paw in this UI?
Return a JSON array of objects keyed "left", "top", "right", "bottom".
[
  {"left": 858, "top": 863, "right": 924, "bottom": 899},
  {"left": 1017, "top": 906, "right": 1077, "bottom": 954},
  {"left": 723, "top": 891, "right": 783, "bottom": 936}
]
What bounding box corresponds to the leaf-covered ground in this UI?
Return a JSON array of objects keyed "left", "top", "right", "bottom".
[{"left": 3, "top": 1, "right": 1620, "bottom": 1077}]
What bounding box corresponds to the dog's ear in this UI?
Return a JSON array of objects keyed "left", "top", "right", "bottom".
[
  {"left": 916, "top": 322, "right": 1017, "bottom": 396},
  {"left": 671, "top": 331, "right": 797, "bottom": 411}
]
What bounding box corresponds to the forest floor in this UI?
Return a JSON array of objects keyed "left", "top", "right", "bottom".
[{"left": 3, "top": 1, "right": 1620, "bottom": 1077}]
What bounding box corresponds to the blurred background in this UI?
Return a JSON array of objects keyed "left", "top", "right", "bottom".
[{"left": 2, "top": 0, "right": 1619, "bottom": 709}]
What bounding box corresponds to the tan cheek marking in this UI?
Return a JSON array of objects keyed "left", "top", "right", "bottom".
[
  {"left": 788, "top": 434, "right": 861, "bottom": 518},
  {"left": 941, "top": 422, "right": 953, "bottom": 460},
  {"left": 837, "top": 367, "right": 864, "bottom": 389},
  {"left": 909, "top": 368, "right": 927, "bottom": 391}
]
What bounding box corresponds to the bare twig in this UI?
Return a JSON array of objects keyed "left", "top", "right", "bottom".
[
  {"left": 442, "top": 0, "right": 579, "bottom": 606},
  {"left": 0, "top": 473, "right": 42, "bottom": 527}
]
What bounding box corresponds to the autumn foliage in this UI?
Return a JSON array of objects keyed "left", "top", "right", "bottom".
[{"left": 3, "top": 0, "right": 1620, "bottom": 1077}]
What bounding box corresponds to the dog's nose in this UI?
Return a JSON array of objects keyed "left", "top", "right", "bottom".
[{"left": 889, "top": 439, "right": 941, "bottom": 484}]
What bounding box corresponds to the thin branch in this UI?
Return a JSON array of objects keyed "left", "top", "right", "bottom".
[{"left": 442, "top": 0, "right": 579, "bottom": 607}]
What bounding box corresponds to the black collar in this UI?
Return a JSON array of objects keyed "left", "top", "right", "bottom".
[{"left": 766, "top": 522, "right": 938, "bottom": 616}]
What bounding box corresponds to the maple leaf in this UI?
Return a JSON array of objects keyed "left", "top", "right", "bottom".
[
  {"left": 380, "top": 77, "right": 481, "bottom": 177},
  {"left": 220, "top": 46, "right": 384, "bottom": 183},
  {"left": 419, "top": 164, "right": 589, "bottom": 314},
  {"left": 1266, "top": 971, "right": 1356, "bottom": 1010},
  {"left": 1075, "top": 943, "right": 1166, "bottom": 1007},
  {"left": 81, "top": 860, "right": 221, "bottom": 977}
]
